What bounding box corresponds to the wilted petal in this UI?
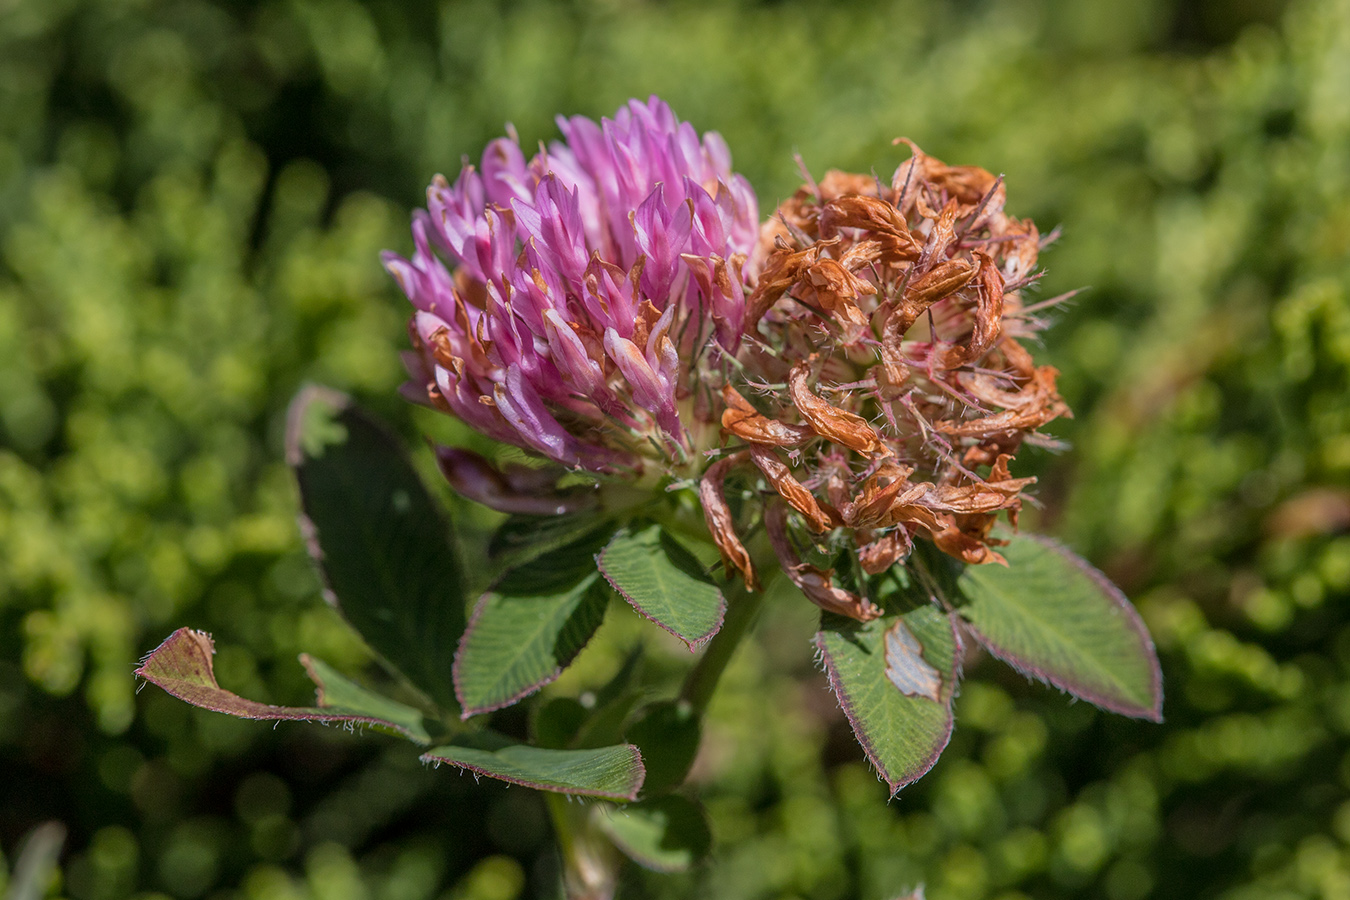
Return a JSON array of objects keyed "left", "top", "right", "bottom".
[
  {"left": 942, "top": 252, "right": 1004, "bottom": 368},
  {"left": 788, "top": 363, "right": 887, "bottom": 458},
  {"left": 699, "top": 453, "right": 758, "bottom": 590},
  {"left": 720, "top": 384, "right": 815, "bottom": 447},
  {"left": 804, "top": 257, "right": 875, "bottom": 341},
  {"left": 858, "top": 530, "right": 913, "bottom": 574},
  {"left": 765, "top": 504, "right": 880, "bottom": 621},
  {"left": 749, "top": 444, "right": 836, "bottom": 533},
  {"left": 936, "top": 366, "right": 1069, "bottom": 438}
]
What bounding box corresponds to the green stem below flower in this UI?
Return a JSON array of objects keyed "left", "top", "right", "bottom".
[
  {"left": 545, "top": 793, "right": 619, "bottom": 900},
  {"left": 679, "top": 575, "right": 767, "bottom": 717}
]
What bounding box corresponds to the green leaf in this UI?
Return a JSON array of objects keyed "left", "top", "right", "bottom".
[
  {"left": 489, "top": 512, "right": 611, "bottom": 570},
  {"left": 454, "top": 531, "right": 613, "bottom": 717},
  {"left": 598, "top": 524, "right": 726, "bottom": 651},
  {"left": 572, "top": 691, "right": 642, "bottom": 750},
  {"left": 625, "top": 700, "right": 701, "bottom": 797},
  {"left": 814, "top": 604, "right": 960, "bottom": 795},
  {"left": 954, "top": 534, "right": 1163, "bottom": 721},
  {"left": 422, "top": 734, "right": 644, "bottom": 800},
  {"left": 300, "top": 655, "right": 439, "bottom": 743},
  {"left": 286, "top": 386, "right": 465, "bottom": 710},
  {"left": 532, "top": 697, "right": 590, "bottom": 749},
  {"left": 533, "top": 651, "right": 644, "bottom": 750},
  {"left": 594, "top": 795, "right": 712, "bottom": 872},
  {"left": 136, "top": 629, "right": 435, "bottom": 744}
]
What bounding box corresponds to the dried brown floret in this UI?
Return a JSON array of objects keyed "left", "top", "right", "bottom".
[{"left": 714, "top": 140, "right": 1070, "bottom": 602}]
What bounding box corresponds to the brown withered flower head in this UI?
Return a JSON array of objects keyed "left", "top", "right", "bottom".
[{"left": 702, "top": 140, "right": 1071, "bottom": 620}]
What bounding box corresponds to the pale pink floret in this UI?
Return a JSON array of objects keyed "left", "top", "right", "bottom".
[{"left": 385, "top": 97, "right": 758, "bottom": 471}]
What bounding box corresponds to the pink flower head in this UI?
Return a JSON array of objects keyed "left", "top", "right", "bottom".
[{"left": 384, "top": 97, "right": 759, "bottom": 472}]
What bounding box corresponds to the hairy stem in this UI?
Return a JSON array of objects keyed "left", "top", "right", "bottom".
[{"left": 545, "top": 793, "right": 619, "bottom": 900}]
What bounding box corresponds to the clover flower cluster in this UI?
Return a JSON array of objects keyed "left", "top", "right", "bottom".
[
  {"left": 387, "top": 100, "right": 1069, "bottom": 613},
  {"left": 701, "top": 145, "right": 1070, "bottom": 618},
  {"left": 384, "top": 97, "right": 759, "bottom": 478}
]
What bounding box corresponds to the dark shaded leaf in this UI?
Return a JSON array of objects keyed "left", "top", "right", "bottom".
[
  {"left": 625, "top": 700, "right": 701, "bottom": 797},
  {"left": 533, "top": 697, "right": 590, "bottom": 750},
  {"left": 573, "top": 691, "right": 642, "bottom": 750},
  {"left": 489, "top": 512, "right": 613, "bottom": 570},
  {"left": 594, "top": 795, "right": 712, "bottom": 872},
  {"left": 286, "top": 386, "right": 464, "bottom": 710}
]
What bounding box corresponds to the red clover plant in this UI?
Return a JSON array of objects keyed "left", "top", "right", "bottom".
[{"left": 138, "top": 97, "right": 1162, "bottom": 900}]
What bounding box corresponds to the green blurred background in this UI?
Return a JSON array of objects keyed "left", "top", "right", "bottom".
[{"left": 3, "top": 0, "right": 1349, "bottom": 897}]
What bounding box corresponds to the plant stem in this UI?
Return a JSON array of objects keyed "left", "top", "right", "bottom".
[
  {"left": 545, "top": 793, "right": 619, "bottom": 900},
  {"left": 679, "top": 577, "right": 766, "bottom": 716}
]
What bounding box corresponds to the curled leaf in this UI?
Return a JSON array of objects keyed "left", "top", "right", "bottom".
[{"left": 136, "top": 629, "right": 434, "bottom": 744}]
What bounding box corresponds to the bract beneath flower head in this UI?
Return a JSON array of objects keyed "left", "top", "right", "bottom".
[{"left": 384, "top": 97, "right": 759, "bottom": 473}]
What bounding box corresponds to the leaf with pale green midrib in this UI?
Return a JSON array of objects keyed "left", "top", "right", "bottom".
[
  {"left": 454, "top": 530, "right": 614, "bottom": 717},
  {"left": 955, "top": 534, "right": 1163, "bottom": 721},
  {"left": 594, "top": 795, "right": 711, "bottom": 872},
  {"left": 136, "top": 628, "right": 435, "bottom": 744},
  {"left": 815, "top": 604, "right": 960, "bottom": 795},
  {"left": 286, "top": 386, "right": 465, "bottom": 711},
  {"left": 422, "top": 737, "right": 644, "bottom": 800},
  {"left": 598, "top": 525, "right": 726, "bottom": 651}
]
